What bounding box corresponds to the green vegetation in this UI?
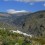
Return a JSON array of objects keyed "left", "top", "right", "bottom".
[
  {"left": 0, "top": 29, "right": 45, "bottom": 45},
  {"left": 0, "top": 29, "right": 31, "bottom": 45}
]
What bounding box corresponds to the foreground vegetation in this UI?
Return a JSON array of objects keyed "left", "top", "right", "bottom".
[
  {"left": 0, "top": 29, "right": 31, "bottom": 45},
  {"left": 0, "top": 29, "right": 45, "bottom": 45}
]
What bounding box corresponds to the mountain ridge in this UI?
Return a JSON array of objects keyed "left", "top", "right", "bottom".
[{"left": 0, "top": 10, "right": 45, "bottom": 38}]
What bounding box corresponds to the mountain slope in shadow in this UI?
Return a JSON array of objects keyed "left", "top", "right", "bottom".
[{"left": 19, "top": 10, "right": 45, "bottom": 38}]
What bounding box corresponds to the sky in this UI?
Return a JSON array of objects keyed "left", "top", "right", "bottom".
[{"left": 0, "top": 0, "right": 45, "bottom": 13}]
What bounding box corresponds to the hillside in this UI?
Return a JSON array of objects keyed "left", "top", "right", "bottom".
[
  {"left": 21, "top": 10, "right": 45, "bottom": 38},
  {"left": 0, "top": 12, "right": 29, "bottom": 30},
  {"left": 0, "top": 10, "right": 45, "bottom": 45},
  {"left": 0, "top": 11, "right": 45, "bottom": 38}
]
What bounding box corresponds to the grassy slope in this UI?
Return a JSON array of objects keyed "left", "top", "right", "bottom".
[
  {"left": 0, "top": 29, "right": 31, "bottom": 45},
  {"left": 0, "top": 29, "right": 45, "bottom": 45}
]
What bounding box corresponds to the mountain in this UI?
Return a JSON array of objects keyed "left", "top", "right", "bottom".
[
  {"left": 0, "top": 10, "right": 45, "bottom": 38},
  {"left": 18, "top": 10, "right": 45, "bottom": 38},
  {"left": 0, "top": 12, "right": 30, "bottom": 30},
  {"left": 0, "top": 10, "right": 45, "bottom": 45}
]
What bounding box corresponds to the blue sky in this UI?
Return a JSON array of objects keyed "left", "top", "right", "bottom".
[{"left": 0, "top": 0, "right": 45, "bottom": 12}]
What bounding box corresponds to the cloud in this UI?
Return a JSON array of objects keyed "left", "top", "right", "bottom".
[
  {"left": 43, "top": 3, "right": 45, "bottom": 7},
  {"left": 30, "top": 3, "right": 34, "bottom": 5},
  {"left": 7, "top": 9, "right": 28, "bottom": 14},
  {"left": 4, "top": 0, "right": 45, "bottom": 2},
  {"left": 4, "top": 0, "right": 9, "bottom": 1},
  {"left": 15, "top": 0, "right": 45, "bottom": 2}
]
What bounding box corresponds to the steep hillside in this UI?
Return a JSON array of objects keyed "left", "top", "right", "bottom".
[
  {"left": 0, "top": 11, "right": 45, "bottom": 38},
  {"left": 0, "top": 11, "right": 45, "bottom": 45},
  {"left": 19, "top": 10, "right": 45, "bottom": 38},
  {"left": 0, "top": 12, "right": 30, "bottom": 30}
]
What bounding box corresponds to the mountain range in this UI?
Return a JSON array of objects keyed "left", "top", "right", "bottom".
[{"left": 0, "top": 10, "right": 45, "bottom": 38}]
